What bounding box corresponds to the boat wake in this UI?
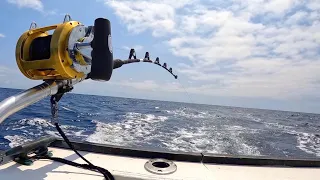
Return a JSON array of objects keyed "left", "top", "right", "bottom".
[
  {"left": 297, "top": 133, "right": 320, "bottom": 157},
  {"left": 86, "top": 111, "right": 261, "bottom": 156},
  {"left": 86, "top": 112, "right": 168, "bottom": 146},
  {"left": 1, "top": 104, "right": 319, "bottom": 159},
  {"left": 265, "top": 122, "right": 320, "bottom": 157},
  {"left": 3, "top": 118, "right": 87, "bottom": 148},
  {"left": 165, "top": 108, "right": 211, "bottom": 119}
]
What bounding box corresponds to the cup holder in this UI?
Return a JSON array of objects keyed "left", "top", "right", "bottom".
[{"left": 144, "top": 158, "right": 177, "bottom": 175}]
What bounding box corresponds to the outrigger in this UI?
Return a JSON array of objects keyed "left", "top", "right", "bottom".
[{"left": 0, "top": 15, "right": 319, "bottom": 180}]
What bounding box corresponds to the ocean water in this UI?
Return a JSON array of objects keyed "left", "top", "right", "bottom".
[{"left": 0, "top": 87, "right": 319, "bottom": 159}]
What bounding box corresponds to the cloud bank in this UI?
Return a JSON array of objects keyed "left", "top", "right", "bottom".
[{"left": 106, "top": 0, "right": 320, "bottom": 99}]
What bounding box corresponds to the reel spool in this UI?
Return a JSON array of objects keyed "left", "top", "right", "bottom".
[{"left": 16, "top": 15, "right": 113, "bottom": 81}]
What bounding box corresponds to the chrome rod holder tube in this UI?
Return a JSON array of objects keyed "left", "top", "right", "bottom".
[{"left": 0, "top": 78, "right": 84, "bottom": 124}]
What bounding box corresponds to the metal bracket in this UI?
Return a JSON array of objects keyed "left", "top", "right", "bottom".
[
  {"left": 50, "top": 81, "right": 74, "bottom": 124},
  {"left": 29, "top": 22, "right": 37, "bottom": 30},
  {"left": 63, "top": 14, "right": 72, "bottom": 23}
]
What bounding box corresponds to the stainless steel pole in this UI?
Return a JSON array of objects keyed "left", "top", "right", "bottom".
[{"left": 0, "top": 78, "right": 84, "bottom": 124}]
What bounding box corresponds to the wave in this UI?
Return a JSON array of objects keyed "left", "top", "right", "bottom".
[
  {"left": 265, "top": 122, "right": 320, "bottom": 157},
  {"left": 297, "top": 133, "right": 320, "bottom": 157},
  {"left": 4, "top": 135, "right": 32, "bottom": 148},
  {"left": 245, "top": 113, "right": 262, "bottom": 122},
  {"left": 4, "top": 118, "right": 88, "bottom": 147},
  {"left": 162, "top": 125, "right": 260, "bottom": 155},
  {"left": 2, "top": 111, "right": 319, "bottom": 158},
  {"left": 165, "top": 108, "right": 211, "bottom": 119},
  {"left": 224, "top": 125, "right": 261, "bottom": 155},
  {"left": 61, "top": 106, "right": 75, "bottom": 112},
  {"left": 87, "top": 111, "right": 260, "bottom": 156},
  {"left": 17, "top": 118, "right": 54, "bottom": 128},
  {"left": 86, "top": 112, "right": 168, "bottom": 146}
]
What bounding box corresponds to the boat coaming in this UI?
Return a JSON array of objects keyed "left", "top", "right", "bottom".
[{"left": 0, "top": 137, "right": 319, "bottom": 180}]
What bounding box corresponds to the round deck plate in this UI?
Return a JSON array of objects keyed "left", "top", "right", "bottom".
[{"left": 144, "top": 158, "right": 177, "bottom": 175}]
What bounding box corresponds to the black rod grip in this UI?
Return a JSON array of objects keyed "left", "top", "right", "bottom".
[
  {"left": 90, "top": 18, "right": 113, "bottom": 81},
  {"left": 113, "top": 59, "right": 124, "bottom": 69}
]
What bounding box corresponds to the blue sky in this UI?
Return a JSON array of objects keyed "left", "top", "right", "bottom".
[{"left": 0, "top": 0, "right": 320, "bottom": 113}]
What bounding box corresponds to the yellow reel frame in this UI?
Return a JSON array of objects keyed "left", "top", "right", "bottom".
[{"left": 16, "top": 21, "right": 85, "bottom": 80}]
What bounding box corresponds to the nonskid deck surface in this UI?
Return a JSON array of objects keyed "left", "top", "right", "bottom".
[{"left": 0, "top": 147, "right": 319, "bottom": 180}]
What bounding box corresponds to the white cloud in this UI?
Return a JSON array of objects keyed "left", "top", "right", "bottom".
[
  {"left": 263, "top": 0, "right": 295, "bottom": 14},
  {"left": 43, "top": 9, "right": 57, "bottom": 16},
  {"left": 107, "top": 1, "right": 174, "bottom": 36},
  {"left": 7, "top": 0, "right": 43, "bottom": 11},
  {"left": 107, "top": 0, "right": 196, "bottom": 36},
  {"left": 285, "top": 11, "right": 308, "bottom": 25},
  {"left": 0, "top": 34, "right": 5, "bottom": 38},
  {"left": 105, "top": 0, "right": 320, "bottom": 100},
  {"left": 306, "top": 1, "right": 320, "bottom": 10},
  {"left": 6, "top": 0, "right": 57, "bottom": 16}
]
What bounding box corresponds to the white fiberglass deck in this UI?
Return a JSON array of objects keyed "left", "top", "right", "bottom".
[{"left": 0, "top": 147, "right": 319, "bottom": 180}]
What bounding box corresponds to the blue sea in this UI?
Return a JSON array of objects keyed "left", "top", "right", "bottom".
[{"left": 0, "top": 87, "right": 319, "bottom": 159}]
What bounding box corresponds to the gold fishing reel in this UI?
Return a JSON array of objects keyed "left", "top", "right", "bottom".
[{"left": 16, "top": 15, "right": 114, "bottom": 81}]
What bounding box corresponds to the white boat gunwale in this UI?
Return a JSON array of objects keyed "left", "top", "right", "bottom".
[{"left": 1, "top": 136, "right": 319, "bottom": 168}]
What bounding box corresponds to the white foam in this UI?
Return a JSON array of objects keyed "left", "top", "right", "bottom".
[
  {"left": 297, "top": 133, "right": 320, "bottom": 157},
  {"left": 162, "top": 125, "right": 261, "bottom": 155},
  {"left": 225, "top": 126, "right": 261, "bottom": 156},
  {"left": 18, "top": 118, "right": 54, "bottom": 128},
  {"left": 125, "top": 112, "right": 167, "bottom": 123},
  {"left": 4, "top": 135, "right": 32, "bottom": 148},
  {"left": 45, "top": 125, "right": 87, "bottom": 138},
  {"left": 8, "top": 118, "right": 54, "bottom": 135},
  {"left": 265, "top": 122, "right": 320, "bottom": 157},
  {"left": 11, "top": 127, "right": 26, "bottom": 131},
  {"left": 86, "top": 112, "right": 168, "bottom": 146},
  {"left": 61, "top": 106, "right": 75, "bottom": 112},
  {"left": 86, "top": 111, "right": 261, "bottom": 155},
  {"left": 161, "top": 127, "right": 221, "bottom": 153},
  {"left": 45, "top": 130, "right": 60, "bottom": 137},
  {"left": 246, "top": 113, "right": 262, "bottom": 122},
  {"left": 265, "top": 122, "right": 292, "bottom": 131},
  {"left": 165, "top": 108, "right": 210, "bottom": 119},
  {"left": 7, "top": 118, "right": 87, "bottom": 142},
  {"left": 75, "top": 130, "right": 85, "bottom": 137}
]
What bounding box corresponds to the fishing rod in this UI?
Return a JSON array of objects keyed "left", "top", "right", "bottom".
[
  {"left": 0, "top": 14, "right": 179, "bottom": 179},
  {"left": 113, "top": 49, "right": 178, "bottom": 79},
  {"left": 0, "top": 15, "right": 178, "bottom": 124}
]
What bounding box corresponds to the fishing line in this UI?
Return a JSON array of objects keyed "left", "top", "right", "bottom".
[{"left": 177, "top": 78, "right": 195, "bottom": 105}]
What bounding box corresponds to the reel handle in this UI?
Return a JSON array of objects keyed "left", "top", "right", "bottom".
[{"left": 90, "top": 18, "right": 113, "bottom": 81}]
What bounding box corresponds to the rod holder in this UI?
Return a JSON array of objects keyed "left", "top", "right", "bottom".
[{"left": 0, "top": 78, "right": 84, "bottom": 124}]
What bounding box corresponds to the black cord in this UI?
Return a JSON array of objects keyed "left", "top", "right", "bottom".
[
  {"left": 54, "top": 123, "right": 115, "bottom": 180},
  {"left": 48, "top": 92, "right": 114, "bottom": 179}
]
